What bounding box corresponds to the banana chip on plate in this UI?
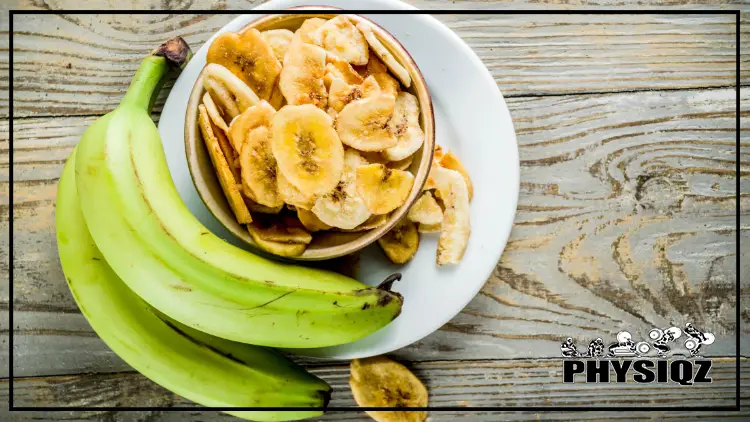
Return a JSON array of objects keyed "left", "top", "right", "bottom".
[
  {"left": 407, "top": 191, "right": 443, "bottom": 225},
  {"left": 339, "top": 213, "right": 388, "bottom": 232},
  {"left": 289, "top": 17, "right": 327, "bottom": 50},
  {"left": 328, "top": 75, "right": 381, "bottom": 114},
  {"left": 356, "top": 164, "right": 415, "bottom": 215},
  {"left": 241, "top": 195, "right": 284, "bottom": 215},
  {"left": 336, "top": 94, "right": 397, "bottom": 151},
  {"left": 207, "top": 30, "right": 281, "bottom": 101},
  {"left": 371, "top": 72, "right": 400, "bottom": 99},
  {"left": 262, "top": 29, "right": 294, "bottom": 62},
  {"left": 208, "top": 114, "right": 241, "bottom": 183},
  {"left": 202, "top": 92, "right": 229, "bottom": 133},
  {"left": 279, "top": 43, "right": 328, "bottom": 108},
  {"left": 204, "top": 63, "right": 261, "bottom": 113},
  {"left": 277, "top": 171, "right": 317, "bottom": 210},
  {"left": 356, "top": 22, "right": 411, "bottom": 88},
  {"left": 239, "top": 126, "right": 283, "bottom": 208},
  {"left": 247, "top": 222, "right": 307, "bottom": 257},
  {"left": 198, "top": 104, "right": 252, "bottom": 224},
  {"left": 438, "top": 150, "right": 474, "bottom": 200},
  {"left": 310, "top": 15, "right": 369, "bottom": 65},
  {"left": 271, "top": 104, "right": 344, "bottom": 197},
  {"left": 383, "top": 92, "right": 424, "bottom": 161},
  {"left": 354, "top": 53, "right": 388, "bottom": 78},
  {"left": 325, "top": 55, "right": 365, "bottom": 87},
  {"left": 377, "top": 219, "right": 419, "bottom": 265},
  {"left": 204, "top": 76, "right": 241, "bottom": 119},
  {"left": 417, "top": 223, "right": 442, "bottom": 233},
  {"left": 311, "top": 149, "right": 372, "bottom": 230},
  {"left": 350, "top": 356, "right": 428, "bottom": 422},
  {"left": 248, "top": 215, "right": 313, "bottom": 245},
  {"left": 227, "top": 100, "right": 276, "bottom": 152},
  {"left": 427, "top": 165, "right": 471, "bottom": 265}
]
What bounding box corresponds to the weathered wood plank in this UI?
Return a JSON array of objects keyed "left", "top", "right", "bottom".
[
  {"left": 7, "top": 9, "right": 739, "bottom": 117},
  {"left": 5, "top": 88, "right": 747, "bottom": 377},
  {"left": 0, "top": 358, "right": 746, "bottom": 422}
]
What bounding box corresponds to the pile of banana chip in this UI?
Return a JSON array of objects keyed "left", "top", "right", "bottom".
[{"left": 197, "top": 15, "right": 472, "bottom": 265}]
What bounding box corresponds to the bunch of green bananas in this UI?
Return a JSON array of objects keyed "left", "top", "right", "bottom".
[{"left": 56, "top": 37, "right": 403, "bottom": 421}]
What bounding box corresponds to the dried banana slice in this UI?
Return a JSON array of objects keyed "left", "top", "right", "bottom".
[
  {"left": 382, "top": 92, "right": 424, "bottom": 161},
  {"left": 289, "top": 17, "right": 328, "bottom": 50},
  {"left": 198, "top": 105, "right": 252, "bottom": 224},
  {"left": 371, "top": 72, "right": 400, "bottom": 99},
  {"left": 325, "top": 56, "right": 365, "bottom": 86},
  {"left": 270, "top": 104, "right": 344, "bottom": 197},
  {"left": 268, "top": 84, "right": 285, "bottom": 110},
  {"left": 204, "top": 76, "right": 240, "bottom": 119},
  {"left": 277, "top": 171, "right": 317, "bottom": 210},
  {"left": 204, "top": 63, "right": 260, "bottom": 112},
  {"left": 358, "top": 151, "right": 412, "bottom": 171},
  {"left": 418, "top": 223, "right": 441, "bottom": 233},
  {"left": 389, "top": 154, "right": 414, "bottom": 171},
  {"left": 247, "top": 222, "right": 306, "bottom": 257},
  {"left": 297, "top": 208, "right": 332, "bottom": 232},
  {"left": 336, "top": 94, "right": 397, "bottom": 151},
  {"left": 340, "top": 213, "right": 388, "bottom": 232},
  {"left": 376, "top": 219, "right": 420, "bottom": 265},
  {"left": 310, "top": 15, "right": 369, "bottom": 65},
  {"left": 432, "top": 144, "right": 445, "bottom": 164},
  {"left": 329, "top": 75, "right": 382, "bottom": 114},
  {"left": 407, "top": 191, "right": 443, "bottom": 225},
  {"left": 239, "top": 126, "right": 283, "bottom": 208},
  {"left": 210, "top": 115, "right": 241, "bottom": 183},
  {"left": 311, "top": 149, "right": 372, "bottom": 230},
  {"left": 262, "top": 29, "right": 294, "bottom": 62},
  {"left": 357, "top": 54, "right": 389, "bottom": 77},
  {"left": 207, "top": 30, "right": 282, "bottom": 101},
  {"left": 242, "top": 195, "right": 284, "bottom": 214},
  {"left": 202, "top": 92, "right": 229, "bottom": 133},
  {"left": 439, "top": 150, "right": 474, "bottom": 200},
  {"left": 350, "top": 357, "right": 427, "bottom": 422},
  {"left": 361, "top": 75, "right": 381, "bottom": 98},
  {"left": 227, "top": 100, "right": 276, "bottom": 152},
  {"left": 248, "top": 215, "right": 313, "bottom": 245},
  {"left": 356, "top": 164, "right": 415, "bottom": 215},
  {"left": 428, "top": 166, "right": 471, "bottom": 265},
  {"left": 279, "top": 42, "right": 328, "bottom": 108},
  {"left": 356, "top": 22, "right": 411, "bottom": 88}
]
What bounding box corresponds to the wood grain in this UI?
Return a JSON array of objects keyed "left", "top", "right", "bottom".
[
  {"left": 1, "top": 358, "right": 746, "bottom": 421},
  {"left": 5, "top": 87, "right": 746, "bottom": 377},
  {"left": 7, "top": 10, "right": 740, "bottom": 118}
]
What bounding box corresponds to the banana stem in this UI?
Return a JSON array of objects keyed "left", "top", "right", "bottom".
[{"left": 120, "top": 37, "right": 192, "bottom": 113}]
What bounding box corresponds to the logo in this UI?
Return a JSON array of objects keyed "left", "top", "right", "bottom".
[{"left": 561, "top": 323, "right": 714, "bottom": 385}]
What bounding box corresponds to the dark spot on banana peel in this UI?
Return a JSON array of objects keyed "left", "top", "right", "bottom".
[
  {"left": 91, "top": 257, "right": 101, "bottom": 261},
  {"left": 362, "top": 302, "right": 370, "bottom": 310},
  {"left": 170, "top": 284, "right": 192, "bottom": 292}
]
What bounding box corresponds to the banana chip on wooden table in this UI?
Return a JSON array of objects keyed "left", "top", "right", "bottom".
[{"left": 350, "top": 356, "right": 428, "bottom": 422}]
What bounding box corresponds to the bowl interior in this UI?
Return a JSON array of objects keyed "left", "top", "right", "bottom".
[{"left": 185, "top": 12, "right": 435, "bottom": 261}]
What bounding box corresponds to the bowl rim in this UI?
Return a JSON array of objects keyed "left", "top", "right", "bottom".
[{"left": 184, "top": 10, "right": 435, "bottom": 261}]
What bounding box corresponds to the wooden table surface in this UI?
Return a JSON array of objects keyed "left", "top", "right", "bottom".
[{"left": 3, "top": 1, "right": 749, "bottom": 421}]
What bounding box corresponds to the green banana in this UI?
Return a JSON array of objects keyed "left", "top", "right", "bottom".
[
  {"left": 73, "top": 38, "right": 403, "bottom": 348},
  {"left": 57, "top": 148, "right": 330, "bottom": 421}
]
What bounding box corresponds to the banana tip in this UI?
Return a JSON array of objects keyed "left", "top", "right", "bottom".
[{"left": 152, "top": 36, "right": 193, "bottom": 70}]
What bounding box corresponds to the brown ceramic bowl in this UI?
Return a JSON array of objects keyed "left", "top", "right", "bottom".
[{"left": 185, "top": 10, "right": 435, "bottom": 261}]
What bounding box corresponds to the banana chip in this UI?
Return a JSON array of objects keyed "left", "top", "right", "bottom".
[
  {"left": 247, "top": 222, "right": 307, "bottom": 257},
  {"left": 354, "top": 54, "right": 388, "bottom": 78},
  {"left": 204, "top": 76, "right": 241, "bottom": 119},
  {"left": 248, "top": 215, "right": 313, "bottom": 245},
  {"left": 439, "top": 150, "right": 474, "bottom": 200},
  {"left": 297, "top": 208, "right": 332, "bottom": 232},
  {"left": 356, "top": 164, "right": 415, "bottom": 215},
  {"left": 279, "top": 42, "right": 328, "bottom": 108},
  {"left": 358, "top": 151, "right": 412, "bottom": 171},
  {"left": 198, "top": 105, "right": 252, "bottom": 224},
  {"left": 432, "top": 144, "right": 444, "bottom": 164},
  {"left": 268, "top": 84, "right": 285, "bottom": 110},
  {"left": 262, "top": 29, "right": 294, "bottom": 62},
  {"left": 310, "top": 15, "right": 369, "bottom": 65},
  {"left": 271, "top": 104, "right": 344, "bottom": 197},
  {"left": 371, "top": 72, "right": 400, "bottom": 99},
  {"left": 383, "top": 92, "right": 424, "bottom": 161},
  {"left": 210, "top": 116, "right": 241, "bottom": 183},
  {"left": 325, "top": 56, "right": 365, "bottom": 86},
  {"left": 227, "top": 100, "right": 276, "bottom": 152},
  {"left": 428, "top": 166, "right": 471, "bottom": 265},
  {"left": 376, "top": 219, "right": 419, "bottom": 265},
  {"left": 328, "top": 77, "right": 363, "bottom": 114},
  {"left": 277, "top": 170, "right": 317, "bottom": 210},
  {"left": 204, "top": 63, "right": 261, "bottom": 112},
  {"left": 289, "top": 18, "right": 328, "bottom": 50},
  {"left": 350, "top": 356, "right": 428, "bottom": 422},
  {"left": 356, "top": 22, "right": 411, "bottom": 88},
  {"left": 240, "top": 126, "right": 283, "bottom": 208},
  {"left": 336, "top": 94, "right": 397, "bottom": 151},
  {"left": 311, "top": 149, "right": 372, "bottom": 230},
  {"left": 388, "top": 154, "right": 414, "bottom": 171},
  {"left": 407, "top": 191, "right": 443, "bottom": 225},
  {"left": 207, "top": 30, "right": 281, "bottom": 101},
  {"left": 202, "top": 92, "right": 229, "bottom": 133}
]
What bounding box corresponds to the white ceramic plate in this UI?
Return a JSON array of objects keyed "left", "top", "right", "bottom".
[{"left": 158, "top": 0, "right": 519, "bottom": 359}]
